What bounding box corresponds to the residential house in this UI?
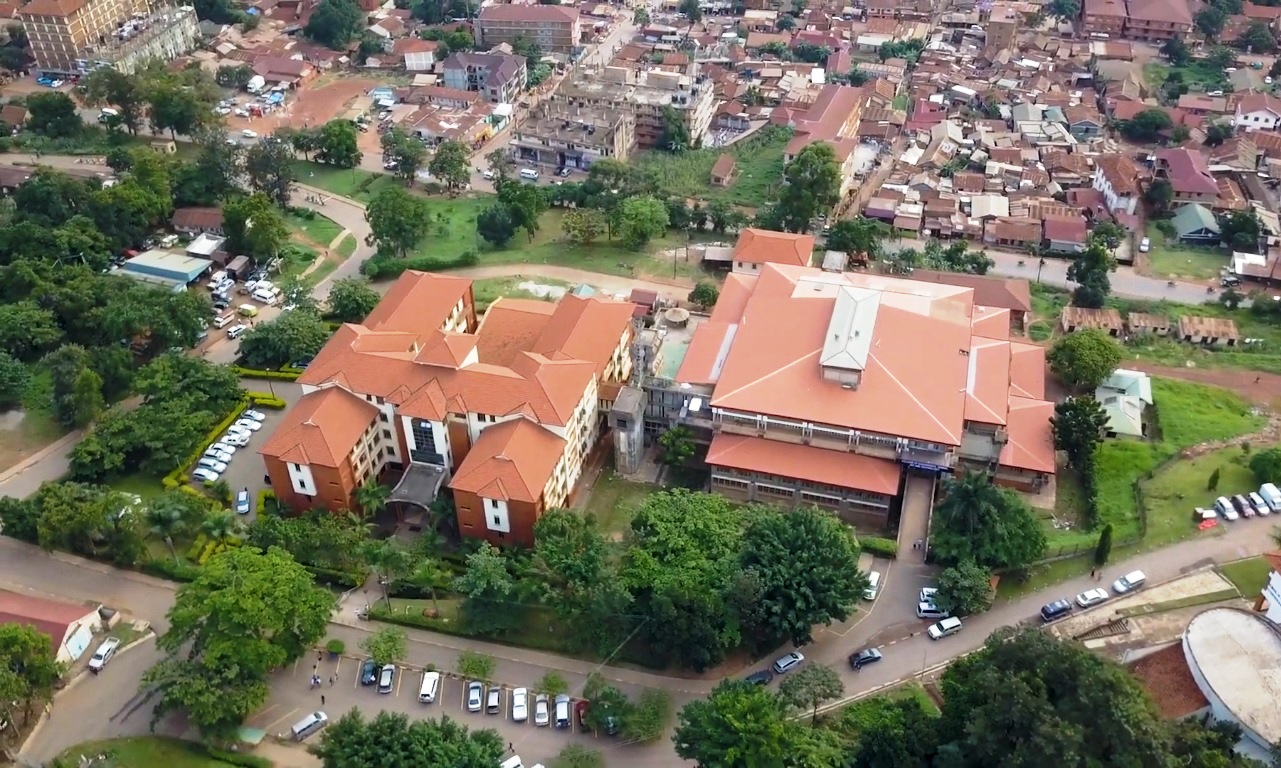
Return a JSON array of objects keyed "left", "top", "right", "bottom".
[
  {"left": 1043, "top": 215, "right": 1088, "bottom": 254},
  {"left": 259, "top": 271, "right": 637, "bottom": 547},
  {"left": 1064, "top": 105, "right": 1105, "bottom": 138},
  {"left": 0, "top": 104, "right": 27, "bottom": 129},
  {"left": 1153, "top": 148, "right": 1219, "bottom": 205},
  {"left": 1060, "top": 306, "right": 1124, "bottom": 335},
  {"left": 171, "top": 207, "right": 224, "bottom": 236},
  {"left": 1083, "top": 0, "right": 1127, "bottom": 36},
  {"left": 710, "top": 154, "right": 736, "bottom": 187},
  {"left": 1124, "top": 0, "right": 1193, "bottom": 40},
  {"left": 1127, "top": 312, "right": 1172, "bottom": 336},
  {"left": 1176, "top": 94, "right": 1228, "bottom": 116},
  {"left": 510, "top": 102, "right": 635, "bottom": 169},
  {"left": 1170, "top": 203, "right": 1222, "bottom": 244},
  {"left": 396, "top": 39, "right": 440, "bottom": 72},
  {"left": 1093, "top": 154, "right": 1143, "bottom": 216},
  {"left": 442, "top": 52, "right": 527, "bottom": 105},
  {"left": 669, "top": 262, "right": 1054, "bottom": 526},
  {"left": 476, "top": 4, "right": 581, "bottom": 53},
  {"left": 0, "top": 590, "right": 103, "bottom": 664},
  {"left": 1178, "top": 315, "right": 1240, "bottom": 346},
  {"left": 775, "top": 84, "right": 868, "bottom": 198},
  {"left": 252, "top": 56, "right": 316, "bottom": 88},
  {"left": 1094, "top": 368, "right": 1152, "bottom": 438},
  {"left": 1235, "top": 92, "right": 1281, "bottom": 132},
  {"left": 730, "top": 228, "right": 815, "bottom": 274},
  {"left": 985, "top": 219, "right": 1042, "bottom": 250},
  {"left": 906, "top": 270, "right": 1033, "bottom": 329}
]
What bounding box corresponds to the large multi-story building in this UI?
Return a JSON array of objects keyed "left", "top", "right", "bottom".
[
  {"left": 475, "top": 4, "right": 581, "bottom": 53},
  {"left": 20, "top": 0, "right": 198, "bottom": 78},
  {"left": 553, "top": 65, "right": 716, "bottom": 150},
  {"left": 511, "top": 102, "right": 636, "bottom": 169},
  {"left": 259, "top": 271, "right": 636, "bottom": 547},
  {"left": 1081, "top": 0, "right": 1192, "bottom": 40},
  {"left": 441, "top": 52, "right": 527, "bottom": 105},
  {"left": 614, "top": 233, "right": 1055, "bottom": 529}
]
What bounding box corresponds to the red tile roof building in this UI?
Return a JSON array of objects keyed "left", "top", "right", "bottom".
[
  {"left": 674, "top": 247, "right": 1054, "bottom": 526},
  {"left": 260, "top": 271, "right": 636, "bottom": 547}
]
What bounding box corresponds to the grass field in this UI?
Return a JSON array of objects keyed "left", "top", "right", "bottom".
[
  {"left": 1143, "top": 228, "right": 1228, "bottom": 280},
  {"left": 0, "top": 368, "right": 66, "bottom": 471},
  {"left": 57, "top": 737, "right": 248, "bottom": 768},
  {"left": 335, "top": 232, "right": 358, "bottom": 259},
  {"left": 1219, "top": 556, "right": 1272, "bottom": 596},
  {"left": 108, "top": 471, "right": 167, "bottom": 501},
  {"left": 286, "top": 211, "right": 342, "bottom": 251},
  {"left": 636, "top": 126, "right": 792, "bottom": 210},
  {"left": 581, "top": 470, "right": 657, "bottom": 539},
  {"left": 1143, "top": 61, "right": 1229, "bottom": 93},
  {"left": 470, "top": 276, "right": 570, "bottom": 312},
  {"left": 821, "top": 681, "right": 941, "bottom": 739},
  {"left": 1002, "top": 378, "right": 1264, "bottom": 598},
  {"left": 292, "top": 160, "right": 398, "bottom": 202}
]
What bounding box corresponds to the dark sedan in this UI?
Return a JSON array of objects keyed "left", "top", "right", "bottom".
[
  {"left": 359, "top": 658, "right": 377, "bottom": 686},
  {"left": 848, "top": 647, "right": 884, "bottom": 671}
]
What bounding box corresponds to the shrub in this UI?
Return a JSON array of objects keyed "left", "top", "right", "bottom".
[
  {"left": 247, "top": 392, "right": 289, "bottom": 408},
  {"left": 257, "top": 488, "right": 277, "bottom": 516},
  {"left": 860, "top": 536, "right": 898, "bottom": 559},
  {"left": 186, "top": 534, "right": 209, "bottom": 560},
  {"left": 307, "top": 565, "right": 364, "bottom": 588},
  {"left": 326, "top": 638, "right": 346, "bottom": 655},
  {"left": 140, "top": 558, "right": 200, "bottom": 582},
  {"left": 231, "top": 366, "right": 301, "bottom": 381}
]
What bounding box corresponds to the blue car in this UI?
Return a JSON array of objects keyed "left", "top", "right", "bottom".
[{"left": 235, "top": 489, "right": 251, "bottom": 515}]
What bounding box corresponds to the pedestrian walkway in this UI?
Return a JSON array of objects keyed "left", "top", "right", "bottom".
[{"left": 896, "top": 474, "right": 935, "bottom": 562}]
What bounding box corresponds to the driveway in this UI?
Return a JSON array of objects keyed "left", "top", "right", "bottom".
[{"left": 214, "top": 381, "right": 301, "bottom": 519}]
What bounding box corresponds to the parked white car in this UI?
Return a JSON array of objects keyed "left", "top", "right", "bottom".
[
  {"left": 222, "top": 431, "right": 251, "bottom": 447},
  {"left": 212, "top": 441, "right": 238, "bottom": 455},
  {"left": 242, "top": 410, "right": 267, "bottom": 422},
  {"left": 192, "top": 468, "right": 221, "bottom": 483},
  {"left": 511, "top": 688, "right": 529, "bottom": 722},
  {"left": 197, "top": 458, "right": 228, "bottom": 474},
  {"left": 241, "top": 129, "right": 257, "bottom": 139},
  {"left": 203, "top": 447, "right": 233, "bottom": 464},
  {"left": 233, "top": 419, "right": 262, "bottom": 432}
]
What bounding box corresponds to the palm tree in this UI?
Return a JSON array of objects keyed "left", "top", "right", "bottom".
[
  {"left": 411, "top": 557, "right": 450, "bottom": 617},
  {"left": 202, "top": 509, "right": 240, "bottom": 543},
  {"left": 144, "top": 499, "right": 185, "bottom": 563},
  {"left": 355, "top": 481, "right": 390, "bottom": 518},
  {"left": 363, "top": 539, "right": 421, "bottom": 610},
  {"left": 209, "top": 479, "right": 232, "bottom": 505}
]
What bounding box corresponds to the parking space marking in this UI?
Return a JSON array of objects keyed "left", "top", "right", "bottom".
[
  {"left": 245, "top": 704, "right": 280, "bottom": 728},
  {"left": 395, "top": 667, "right": 404, "bottom": 697},
  {"left": 264, "top": 708, "right": 300, "bottom": 734}
]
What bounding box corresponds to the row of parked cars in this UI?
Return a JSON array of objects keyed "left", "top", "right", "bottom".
[
  {"left": 1199, "top": 484, "right": 1281, "bottom": 522},
  {"left": 1040, "top": 570, "right": 1147, "bottom": 623},
  {"left": 192, "top": 409, "right": 267, "bottom": 489}
]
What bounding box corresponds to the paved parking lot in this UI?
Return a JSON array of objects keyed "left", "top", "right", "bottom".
[
  {"left": 191, "top": 382, "right": 300, "bottom": 517},
  {"left": 250, "top": 653, "right": 624, "bottom": 766}
]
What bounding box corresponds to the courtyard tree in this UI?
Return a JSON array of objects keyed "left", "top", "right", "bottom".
[
  {"left": 366, "top": 186, "right": 432, "bottom": 258},
  {"left": 1220, "top": 208, "right": 1264, "bottom": 252},
  {"left": 688, "top": 281, "right": 719, "bottom": 309},
  {"left": 315, "top": 119, "right": 363, "bottom": 168},
  {"left": 237, "top": 309, "right": 331, "bottom": 369},
  {"left": 619, "top": 195, "right": 670, "bottom": 249},
  {"left": 658, "top": 425, "right": 696, "bottom": 466},
  {"left": 429, "top": 140, "right": 472, "bottom": 194},
  {"left": 930, "top": 472, "right": 1047, "bottom": 571},
  {"left": 306, "top": 0, "right": 364, "bottom": 48},
  {"left": 1117, "top": 109, "right": 1172, "bottom": 143},
  {"left": 496, "top": 179, "right": 549, "bottom": 241},
  {"left": 143, "top": 546, "right": 335, "bottom": 740},
  {"left": 312, "top": 710, "right": 504, "bottom": 767},
  {"left": 244, "top": 137, "right": 297, "bottom": 208},
  {"left": 1145, "top": 179, "right": 1173, "bottom": 215},
  {"left": 360, "top": 626, "right": 408, "bottom": 666},
  {"left": 1051, "top": 396, "right": 1109, "bottom": 468},
  {"left": 381, "top": 128, "right": 427, "bottom": 182},
  {"left": 1160, "top": 36, "right": 1190, "bottom": 65},
  {"left": 326, "top": 277, "right": 381, "bottom": 323},
  {"left": 453, "top": 543, "right": 520, "bottom": 635},
  {"left": 778, "top": 664, "right": 845, "bottom": 724},
  {"left": 738, "top": 507, "right": 866, "bottom": 648},
  {"left": 770, "top": 141, "right": 841, "bottom": 233},
  {"left": 673, "top": 679, "right": 798, "bottom": 767},
  {"left": 532, "top": 510, "right": 630, "bottom": 651},
  {"left": 1048, "top": 329, "right": 1123, "bottom": 391},
  {"left": 222, "top": 192, "right": 288, "bottom": 261},
  {"left": 476, "top": 204, "right": 519, "bottom": 247},
  {"left": 935, "top": 559, "right": 994, "bottom": 615}
]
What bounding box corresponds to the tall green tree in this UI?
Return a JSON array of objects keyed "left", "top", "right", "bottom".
[
  {"left": 237, "top": 309, "right": 332, "bottom": 369},
  {"left": 476, "top": 204, "right": 518, "bottom": 247},
  {"left": 496, "top": 179, "right": 549, "bottom": 241},
  {"left": 326, "top": 277, "right": 381, "bottom": 323},
  {"left": 1048, "top": 329, "right": 1123, "bottom": 391},
  {"left": 143, "top": 546, "right": 335, "bottom": 741},
  {"left": 244, "top": 137, "right": 297, "bottom": 208},
  {"left": 826, "top": 217, "right": 886, "bottom": 260},
  {"left": 769, "top": 142, "right": 841, "bottom": 233},
  {"left": 366, "top": 186, "right": 432, "bottom": 258},
  {"left": 0, "top": 350, "right": 29, "bottom": 409},
  {"left": 0, "top": 624, "right": 63, "bottom": 725},
  {"left": 777, "top": 664, "right": 844, "bottom": 725},
  {"left": 935, "top": 559, "right": 993, "bottom": 615},
  {"left": 738, "top": 507, "right": 866, "bottom": 647},
  {"left": 360, "top": 626, "right": 408, "bottom": 665},
  {"left": 315, "top": 119, "right": 363, "bottom": 168},
  {"left": 673, "top": 679, "right": 799, "bottom": 768},
  {"left": 1051, "top": 396, "right": 1110, "bottom": 468},
  {"left": 453, "top": 542, "right": 520, "bottom": 635},
  {"left": 1093, "top": 523, "right": 1114, "bottom": 567},
  {"left": 1250, "top": 446, "right": 1281, "bottom": 483},
  {"left": 1066, "top": 240, "right": 1115, "bottom": 308},
  {"left": 222, "top": 192, "right": 289, "bottom": 261},
  {"left": 306, "top": 0, "right": 364, "bottom": 48},
  {"left": 618, "top": 195, "right": 669, "bottom": 248},
  {"left": 26, "top": 92, "right": 81, "bottom": 138},
  {"left": 77, "top": 67, "right": 147, "bottom": 134},
  {"left": 313, "top": 710, "right": 505, "bottom": 767},
  {"left": 428, "top": 140, "right": 472, "bottom": 193},
  {"left": 381, "top": 127, "right": 427, "bottom": 182},
  {"left": 929, "top": 472, "right": 1047, "bottom": 570},
  {"left": 532, "top": 510, "right": 630, "bottom": 652}
]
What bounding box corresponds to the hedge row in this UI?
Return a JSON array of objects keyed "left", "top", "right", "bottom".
[
  {"left": 186, "top": 534, "right": 209, "bottom": 560},
  {"left": 204, "top": 747, "right": 273, "bottom": 768},
  {"left": 140, "top": 558, "right": 200, "bottom": 582},
  {"left": 360, "top": 250, "right": 479, "bottom": 280},
  {"left": 245, "top": 392, "right": 288, "bottom": 409},
  {"left": 860, "top": 536, "right": 898, "bottom": 559},
  {"left": 232, "top": 366, "right": 300, "bottom": 381},
  {"left": 307, "top": 565, "right": 365, "bottom": 589}
]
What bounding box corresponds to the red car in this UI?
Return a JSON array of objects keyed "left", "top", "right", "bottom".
[{"left": 575, "top": 699, "right": 588, "bottom": 728}]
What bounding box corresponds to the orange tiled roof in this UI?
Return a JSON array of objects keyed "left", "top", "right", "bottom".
[
  {"left": 259, "top": 386, "right": 379, "bottom": 468},
  {"left": 476, "top": 299, "right": 556, "bottom": 367},
  {"left": 1000, "top": 397, "right": 1056, "bottom": 473},
  {"left": 706, "top": 433, "right": 903, "bottom": 495},
  {"left": 449, "top": 418, "right": 566, "bottom": 503},
  {"left": 731, "top": 228, "right": 815, "bottom": 268}
]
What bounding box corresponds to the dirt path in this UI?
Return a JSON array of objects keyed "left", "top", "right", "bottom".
[
  {"left": 448, "top": 264, "right": 693, "bottom": 297},
  {"left": 1126, "top": 362, "right": 1281, "bottom": 408}
]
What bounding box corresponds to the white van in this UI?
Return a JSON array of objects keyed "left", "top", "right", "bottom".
[
  {"left": 213, "top": 314, "right": 235, "bottom": 329},
  {"left": 519, "top": 168, "right": 540, "bottom": 180},
  {"left": 290, "top": 711, "right": 328, "bottom": 741},
  {"left": 227, "top": 324, "right": 249, "bottom": 340},
  {"left": 252, "top": 289, "right": 278, "bottom": 306},
  {"left": 1261, "top": 483, "right": 1281, "bottom": 512},
  {"left": 418, "top": 670, "right": 440, "bottom": 703},
  {"left": 1112, "top": 570, "right": 1146, "bottom": 594},
  {"left": 500, "top": 757, "right": 524, "bottom": 768},
  {"left": 207, "top": 270, "right": 227, "bottom": 288},
  {"left": 927, "top": 616, "right": 963, "bottom": 639},
  {"left": 916, "top": 602, "right": 949, "bottom": 620}
]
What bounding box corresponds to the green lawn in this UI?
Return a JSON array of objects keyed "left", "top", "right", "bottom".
[
  {"left": 636, "top": 125, "right": 792, "bottom": 210},
  {"left": 1144, "top": 227, "right": 1228, "bottom": 280},
  {"left": 292, "top": 160, "right": 398, "bottom": 202},
  {"left": 0, "top": 367, "right": 66, "bottom": 471},
  {"left": 470, "top": 276, "right": 570, "bottom": 312},
  {"left": 1219, "top": 556, "right": 1272, "bottom": 596},
  {"left": 335, "top": 232, "right": 358, "bottom": 260},
  {"left": 107, "top": 471, "right": 167, "bottom": 501},
  {"left": 286, "top": 211, "right": 343, "bottom": 251},
  {"left": 1143, "top": 61, "right": 1228, "bottom": 93},
  {"left": 821, "top": 681, "right": 940, "bottom": 738},
  {"left": 581, "top": 470, "right": 657, "bottom": 539},
  {"left": 1002, "top": 378, "right": 1264, "bottom": 598},
  {"left": 56, "top": 737, "right": 251, "bottom": 768}
]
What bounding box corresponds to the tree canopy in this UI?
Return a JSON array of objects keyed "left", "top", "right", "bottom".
[
  {"left": 367, "top": 186, "right": 433, "bottom": 258},
  {"left": 1048, "top": 329, "right": 1123, "bottom": 391},
  {"left": 929, "top": 472, "right": 1047, "bottom": 570},
  {"left": 313, "top": 710, "right": 505, "bottom": 767},
  {"left": 766, "top": 142, "right": 841, "bottom": 233}
]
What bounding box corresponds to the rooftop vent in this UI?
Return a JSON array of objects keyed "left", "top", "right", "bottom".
[{"left": 820, "top": 286, "right": 880, "bottom": 391}]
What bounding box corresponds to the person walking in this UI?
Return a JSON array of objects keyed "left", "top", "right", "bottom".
[
  {"left": 329, "top": 674, "right": 337, "bottom": 687},
  {"left": 320, "top": 694, "right": 326, "bottom": 706}
]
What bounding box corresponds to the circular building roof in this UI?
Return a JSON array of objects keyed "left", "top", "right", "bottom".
[{"left": 1184, "top": 608, "right": 1281, "bottom": 745}]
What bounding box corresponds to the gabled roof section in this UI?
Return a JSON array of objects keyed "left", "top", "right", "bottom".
[
  {"left": 999, "top": 397, "right": 1056, "bottom": 473},
  {"left": 531, "top": 294, "right": 636, "bottom": 377},
  {"left": 476, "top": 298, "right": 555, "bottom": 367},
  {"left": 732, "top": 228, "right": 815, "bottom": 268},
  {"left": 965, "top": 338, "right": 1010, "bottom": 426},
  {"left": 820, "top": 286, "right": 880, "bottom": 373},
  {"left": 448, "top": 418, "right": 566, "bottom": 503},
  {"left": 259, "top": 387, "right": 379, "bottom": 468},
  {"left": 363, "top": 270, "right": 471, "bottom": 339}
]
